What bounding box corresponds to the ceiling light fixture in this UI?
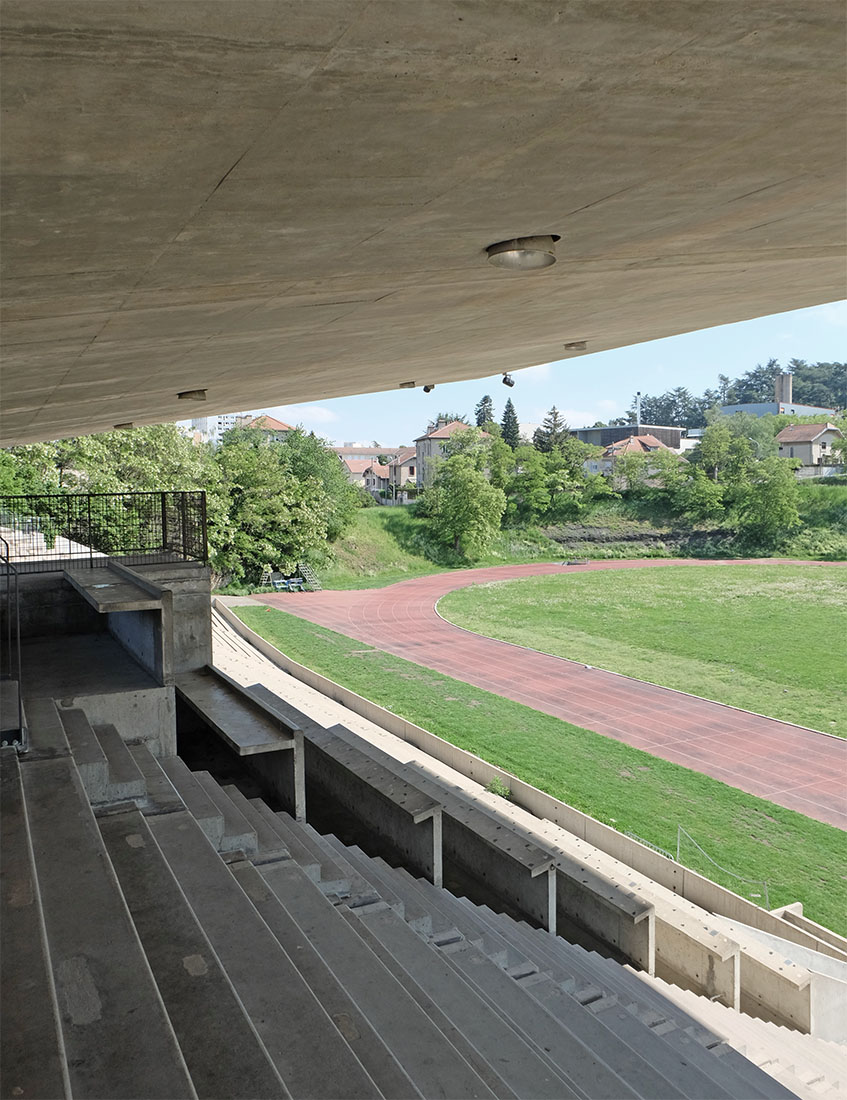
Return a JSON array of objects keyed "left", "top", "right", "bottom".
[
  {"left": 423, "top": 384, "right": 436, "bottom": 393},
  {"left": 177, "top": 389, "right": 207, "bottom": 401},
  {"left": 564, "top": 340, "right": 587, "bottom": 351},
  {"left": 113, "top": 422, "right": 133, "bottom": 429},
  {"left": 486, "top": 234, "right": 560, "bottom": 271},
  {"left": 502, "top": 373, "right": 515, "bottom": 388},
  {"left": 399, "top": 380, "right": 416, "bottom": 389}
]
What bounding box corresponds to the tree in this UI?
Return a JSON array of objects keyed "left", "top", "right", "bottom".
[
  {"left": 614, "top": 452, "right": 648, "bottom": 492},
  {"left": 474, "top": 395, "right": 494, "bottom": 427},
  {"left": 425, "top": 454, "right": 506, "bottom": 557},
  {"left": 696, "top": 421, "right": 734, "bottom": 481},
  {"left": 532, "top": 406, "right": 570, "bottom": 452},
  {"left": 500, "top": 398, "right": 520, "bottom": 449},
  {"left": 676, "top": 468, "right": 725, "bottom": 524},
  {"left": 737, "top": 457, "right": 800, "bottom": 547},
  {"left": 507, "top": 446, "right": 550, "bottom": 523},
  {"left": 212, "top": 427, "right": 359, "bottom": 582},
  {"left": 434, "top": 411, "right": 468, "bottom": 425}
]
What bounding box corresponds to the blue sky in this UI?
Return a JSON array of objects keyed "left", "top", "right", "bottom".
[{"left": 252, "top": 300, "right": 846, "bottom": 447}]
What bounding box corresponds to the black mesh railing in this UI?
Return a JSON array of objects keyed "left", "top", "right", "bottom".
[{"left": 0, "top": 491, "right": 207, "bottom": 573}]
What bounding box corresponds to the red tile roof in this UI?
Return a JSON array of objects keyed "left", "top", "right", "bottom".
[
  {"left": 416, "top": 420, "right": 487, "bottom": 442},
  {"left": 368, "top": 463, "right": 390, "bottom": 477},
  {"left": 603, "top": 433, "right": 670, "bottom": 456},
  {"left": 776, "top": 423, "right": 841, "bottom": 443},
  {"left": 344, "top": 459, "right": 372, "bottom": 474},
  {"left": 392, "top": 447, "right": 417, "bottom": 464},
  {"left": 249, "top": 415, "right": 294, "bottom": 432}
]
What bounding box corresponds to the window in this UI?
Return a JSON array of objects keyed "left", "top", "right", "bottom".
[
  {"left": 409, "top": 465, "right": 415, "bottom": 475},
  {"left": 789, "top": 447, "right": 794, "bottom": 458}
]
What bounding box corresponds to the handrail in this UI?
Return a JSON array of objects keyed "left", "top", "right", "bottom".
[{"left": 0, "top": 534, "right": 25, "bottom": 751}]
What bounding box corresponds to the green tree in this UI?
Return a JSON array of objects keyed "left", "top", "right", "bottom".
[
  {"left": 532, "top": 406, "right": 570, "bottom": 452},
  {"left": 425, "top": 454, "right": 506, "bottom": 557},
  {"left": 676, "top": 468, "right": 725, "bottom": 523},
  {"left": 434, "top": 411, "right": 468, "bottom": 425},
  {"left": 500, "top": 398, "right": 520, "bottom": 449},
  {"left": 737, "top": 457, "right": 800, "bottom": 547},
  {"left": 696, "top": 421, "right": 734, "bottom": 481},
  {"left": 614, "top": 452, "right": 648, "bottom": 492},
  {"left": 507, "top": 446, "right": 550, "bottom": 523},
  {"left": 474, "top": 394, "right": 494, "bottom": 427}
]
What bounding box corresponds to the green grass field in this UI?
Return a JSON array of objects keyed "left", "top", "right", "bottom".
[
  {"left": 439, "top": 564, "right": 847, "bottom": 736},
  {"left": 235, "top": 605, "right": 847, "bottom": 933}
]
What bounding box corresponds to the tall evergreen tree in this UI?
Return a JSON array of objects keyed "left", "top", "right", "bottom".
[
  {"left": 500, "top": 398, "right": 520, "bottom": 449},
  {"left": 532, "top": 406, "right": 569, "bottom": 452},
  {"left": 474, "top": 394, "right": 494, "bottom": 427}
]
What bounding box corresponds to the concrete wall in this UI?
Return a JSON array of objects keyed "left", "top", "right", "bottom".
[
  {"left": 215, "top": 599, "right": 847, "bottom": 963},
  {"left": 5, "top": 572, "right": 104, "bottom": 639},
  {"left": 61, "top": 685, "right": 176, "bottom": 756},
  {"left": 107, "top": 609, "right": 164, "bottom": 683},
  {"left": 134, "top": 564, "right": 211, "bottom": 675}
]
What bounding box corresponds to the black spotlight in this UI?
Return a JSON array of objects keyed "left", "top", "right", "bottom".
[
  {"left": 502, "top": 373, "right": 515, "bottom": 387},
  {"left": 423, "top": 384, "right": 436, "bottom": 393}
]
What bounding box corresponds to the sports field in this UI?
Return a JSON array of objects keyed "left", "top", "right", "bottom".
[
  {"left": 236, "top": 603, "right": 847, "bottom": 933},
  {"left": 438, "top": 563, "right": 847, "bottom": 736}
]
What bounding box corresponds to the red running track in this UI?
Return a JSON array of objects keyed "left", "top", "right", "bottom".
[{"left": 255, "top": 559, "right": 847, "bottom": 830}]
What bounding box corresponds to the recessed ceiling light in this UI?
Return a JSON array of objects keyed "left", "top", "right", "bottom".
[
  {"left": 486, "top": 234, "right": 560, "bottom": 271},
  {"left": 564, "top": 340, "right": 587, "bottom": 351},
  {"left": 177, "top": 389, "right": 207, "bottom": 401},
  {"left": 399, "top": 380, "right": 416, "bottom": 389},
  {"left": 113, "top": 422, "right": 133, "bottom": 429}
]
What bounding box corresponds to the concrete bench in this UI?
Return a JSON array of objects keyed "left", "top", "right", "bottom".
[
  {"left": 176, "top": 666, "right": 305, "bottom": 819},
  {"left": 307, "top": 724, "right": 444, "bottom": 887}
]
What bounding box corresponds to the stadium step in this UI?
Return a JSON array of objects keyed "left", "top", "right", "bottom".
[
  {"left": 98, "top": 807, "right": 287, "bottom": 1100},
  {"left": 221, "top": 784, "right": 291, "bottom": 863},
  {"left": 18, "top": 752, "right": 194, "bottom": 1099},
  {"left": 191, "top": 770, "right": 258, "bottom": 855},
  {"left": 156, "top": 754, "right": 225, "bottom": 849},
  {"left": 272, "top": 809, "right": 352, "bottom": 896},
  {"left": 259, "top": 856, "right": 500, "bottom": 1099},
  {"left": 147, "top": 807, "right": 382, "bottom": 1099},
  {"left": 0, "top": 747, "right": 68, "bottom": 1100}
]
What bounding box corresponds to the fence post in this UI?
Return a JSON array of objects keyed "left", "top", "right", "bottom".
[
  {"left": 180, "top": 492, "right": 188, "bottom": 561},
  {"left": 199, "top": 491, "right": 208, "bottom": 563},
  {"left": 87, "top": 495, "right": 93, "bottom": 567},
  {"left": 161, "top": 492, "right": 168, "bottom": 553}
]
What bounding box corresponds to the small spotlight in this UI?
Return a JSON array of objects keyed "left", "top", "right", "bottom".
[
  {"left": 177, "top": 388, "right": 207, "bottom": 401},
  {"left": 502, "top": 373, "right": 515, "bottom": 388},
  {"left": 487, "top": 234, "right": 559, "bottom": 271},
  {"left": 423, "top": 384, "right": 436, "bottom": 393}
]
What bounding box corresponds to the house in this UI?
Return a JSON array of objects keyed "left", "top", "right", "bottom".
[
  {"left": 245, "top": 414, "right": 294, "bottom": 442},
  {"left": 333, "top": 444, "right": 401, "bottom": 464},
  {"left": 341, "top": 458, "right": 372, "bottom": 487},
  {"left": 415, "top": 419, "right": 482, "bottom": 486},
  {"left": 363, "top": 462, "right": 391, "bottom": 493},
  {"left": 389, "top": 447, "right": 417, "bottom": 488},
  {"left": 584, "top": 433, "right": 685, "bottom": 486},
  {"left": 575, "top": 424, "right": 686, "bottom": 450},
  {"left": 776, "top": 423, "right": 843, "bottom": 475}
]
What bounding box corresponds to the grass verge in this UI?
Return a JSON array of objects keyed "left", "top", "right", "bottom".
[
  {"left": 235, "top": 605, "right": 847, "bottom": 934},
  {"left": 439, "top": 564, "right": 847, "bottom": 736}
]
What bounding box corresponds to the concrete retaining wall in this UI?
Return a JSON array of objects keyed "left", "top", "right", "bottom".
[
  {"left": 215, "top": 600, "right": 843, "bottom": 962},
  {"left": 61, "top": 685, "right": 176, "bottom": 757},
  {"left": 6, "top": 572, "right": 104, "bottom": 638}
]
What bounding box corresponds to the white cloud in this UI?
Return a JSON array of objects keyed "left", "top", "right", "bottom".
[
  {"left": 816, "top": 300, "right": 847, "bottom": 327},
  {"left": 261, "top": 404, "right": 339, "bottom": 425}
]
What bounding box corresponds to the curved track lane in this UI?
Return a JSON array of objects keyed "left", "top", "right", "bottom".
[{"left": 255, "top": 559, "right": 847, "bottom": 830}]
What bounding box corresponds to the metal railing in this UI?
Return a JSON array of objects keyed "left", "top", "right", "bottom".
[
  {"left": 0, "top": 491, "right": 207, "bottom": 573},
  {"left": 0, "top": 535, "right": 25, "bottom": 750}
]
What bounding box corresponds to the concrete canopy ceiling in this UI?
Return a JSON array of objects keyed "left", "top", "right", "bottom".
[{"left": 1, "top": 1, "right": 845, "bottom": 445}]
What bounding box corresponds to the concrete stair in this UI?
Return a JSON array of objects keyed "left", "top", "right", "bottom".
[{"left": 3, "top": 707, "right": 813, "bottom": 1100}]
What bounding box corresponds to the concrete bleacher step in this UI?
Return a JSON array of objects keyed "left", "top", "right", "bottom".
[
  {"left": 147, "top": 807, "right": 382, "bottom": 1099},
  {"left": 245, "top": 797, "right": 321, "bottom": 882},
  {"left": 93, "top": 721, "right": 147, "bottom": 801},
  {"left": 298, "top": 824, "right": 384, "bottom": 906},
  {"left": 272, "top": 810, "right": 352, "bottom": 896},
  {"left": 625, "top": 967, "right": 847, "bottom": 1099},
  {"left": 130, "top": 743, "right": 185, "bottom": 814},
  {"left": 99, "top": 807, "right": 287, "bottom": 1100},
  {"left": 157, "top": 755, "right": 224, "bottom": 849},
  {"left": 191, "top": 770, "right": 257, "bottom": 855},
  {"left": 59, "top": 707, "right": 109, "bottom": 802},
  {"left": 230, "top": 858, "right": 422, "bottom": 1100},
  {"left": 342, "top": 897, "right": 583, "bottom": 1100},
  {"left": 0, "top": 747, "right": 69, "bottom": 1100},
  {"left": 221, "top": 784, "right": 291, "bottom": 863},
  {"left": 379, "top": 877, "right": 687, "bottom": 1100},
  {"left": 258, "top": 855, "right": 500, "bottom": 1099},
  {"left": 18, "top": 752, "right": 195, "bottom": 1099},
  {"left": 477, "top": 903, "right": 788, "bottom": 1100},
  {"left": 337, "top": 842, "right": 434, "bottom": 934}
]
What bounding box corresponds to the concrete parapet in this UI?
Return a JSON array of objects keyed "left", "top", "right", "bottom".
[{"left": 306, "top": 724, "right": 443, "bottom": 887}]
